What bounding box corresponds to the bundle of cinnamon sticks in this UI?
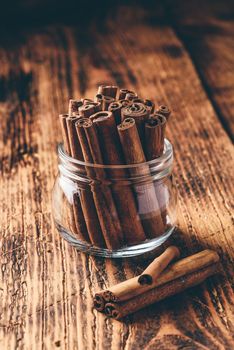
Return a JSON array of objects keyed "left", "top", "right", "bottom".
[
  {"left": 59, "top": 85, "right": 171, "bottom": 249},
  {"left": 94, "top": 247, "right": 220, "bottom": 319}
]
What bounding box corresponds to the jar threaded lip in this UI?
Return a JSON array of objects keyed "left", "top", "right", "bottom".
[{"left": 58, "top": 138, "right": 173, "bottom": 171}]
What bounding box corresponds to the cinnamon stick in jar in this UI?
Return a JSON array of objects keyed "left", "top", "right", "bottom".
[
  {"left": 75, "top": 118, "right": 106, "bottom": 247},
  {"left": 122, "top": 102, "right": 150, "bottom": 143},
  {"left": 117, "top": 118, "right": 165, "bottom": 238},
  {"left": 59, "top": 114, "right": 71, "bottom": 155},
  {"left": 68, "top": 99, "right": 83, "bottom": 116},
  {"left": 66, "top": 116, "right": 84, "bottom": 160},
  {"left": 156, "top": 105, "right": 171, "bottom": 120},
  {"left": 97, "top": 85, "right": 118, "bottom": 98},
  {"left": 119, "top": 88, "right": 130, "bottom": 100},
  {"left": 81, "top": 118, "right": 125, "bottom": 249},
  {"left": 59, "top": 113, "right": 89, "bottom": 241},
  {"left": 108, "top": 101, "right": 123, "bottom": 125},
  {"left": 144, "top": 114, "right": 167, "bottom": 160},
  {"left": 91, "top": 111, "right": 146, "bottom": 245}
]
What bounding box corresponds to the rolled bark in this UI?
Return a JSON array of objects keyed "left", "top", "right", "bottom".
[
  {"left": 75, "top": 118, "right": 106, "bottom": 247},
  {"left": 68, "top": 99, "right": 83, "bottom": 116},
  {"left": 105, "top": 262, "right": 220, "bottom": 319},
  {"left": 94, "top": 250, "right": 219, "bottom": 310},
  {"left": 117, "top": 118, "right": 165, "bottom": 238},
  {"left": 108, "top": 101, "right": 123, "bottom": 125},
  {"left": 97, "top": 85, "right": 118, "bottom": 98},
  {"left": 144, "top": 99, "right": 155, "bottom": 113},
  {"left": 145, "top": 114, "right": 167, "bottom": 160},
  {"left": 59, "top": 114, "right": 71, "bottom": 155},
  {"left": 121, "top": 102, "right": 150, "bottom": 143},
  {"left": 119, "top": 88, "right": 131, "bottom": 100},
  {"left": 59, "top": 113, "right": 89, "bottom": 241},
  {"left": 82, "top": 118, "right": 125, "bottom": 249},
  {"left": 66, "top": 116, "right": 84, "bottom": 160},
  {"left": 125, "top": 92, "right": 138, "bottom": 101},
  {"left": 91, "top": 111, "right": 146, "bottom": 245},
  {"left": 79, "top": 102, "right": 101, "bottom": 117},
  {"left": 156, "top": 105, "right": 171, "bottom": 120},
  {"left": 138, "top": 246, "right": 180, "bottom": 285}
]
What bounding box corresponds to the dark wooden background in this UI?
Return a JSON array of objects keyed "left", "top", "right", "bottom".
[{"left": 0, "top": 0, "right": 233, "bottom": 349}]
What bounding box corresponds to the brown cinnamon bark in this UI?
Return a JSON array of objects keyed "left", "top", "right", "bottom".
[
  {"left": 156, "top": 105, "right": 171, "bottom": 120},
  {"left": 105, "top": 262, "right": 220, "bottom": 319},
  {"left": 108, "top": 101, "right": 123, "bottom": 125},
  {"left": 82, "top": 118, "right": 125, "bottom": 249},
  {"left": 66, "top": 116, "right": 84, "bottom": 160},
  {"left": 122, "top": 102, "right": 150, "bottom": 143},
  {"left": 144, "top": 99, "right": 155, "bottom": 113},
  {"left": 75, "top": 118, "right": 106, "bottom": 247},
  {"left": 91, "top": 111, "right": 146, "bottom": 245},
  {"left": 138, "top": 246, "right": 180, "bottom": 285},
  {"left": 117, "top": 118, "right": 165, "bottom": 238},
  {"left": 79, "top": 102, "right": 101, "bottom": 117},
  {"left": 59, "top": 113, "right": 89, "bottom": 241},
  {"left": 94, "top": 249, "right": 220, "bottom": 315},
  {"left": 97, "top": 85, "right": 118, "bottom": 98},
  {"left": 68, "top": 99, "right": 83, "bottom": 116},
  {"left": 145, "top": 114, "right": 167, "bottom": 160},
  {"left": 125, "top": 92, "right": 138, "bottom": 101},
  {"left": 59, "top": 114, "right": 71, "bottom": 155},
  {"left": 119, "top": 88, "right": 130, "bottom": 100}
]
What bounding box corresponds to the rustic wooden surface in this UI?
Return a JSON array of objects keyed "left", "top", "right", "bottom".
[{"left": 0, "top": 2, "right": 234, "bottom": 349}]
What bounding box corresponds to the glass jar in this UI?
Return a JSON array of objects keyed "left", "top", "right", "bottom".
[{"left": 52, "top": 139, "right": 177, "bottom": 258}]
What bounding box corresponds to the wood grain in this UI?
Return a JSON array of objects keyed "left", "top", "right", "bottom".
[
  {"left": 166, "top": 0, "right": 234, "bottom": 140},
  {"left": 0, "top": 3, "right": 233, "bottom": 349}
]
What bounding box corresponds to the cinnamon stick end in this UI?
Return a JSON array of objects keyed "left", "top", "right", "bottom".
[{"left": 138, "top": 274, "right": 153, "bottom": 285}]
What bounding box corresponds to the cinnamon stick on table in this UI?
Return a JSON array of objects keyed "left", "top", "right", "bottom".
[
  {"left": 138, "top": 246, "right": 180, "bottom": 285},
  {"left": 94, "top": 249, "right": 220, "bottom": 318},
  {"left": 91, "top": 111, "right": 146, "bottom": 245},
  {"left": 117, "top": 117, "right": 165, "bottom": 238}
]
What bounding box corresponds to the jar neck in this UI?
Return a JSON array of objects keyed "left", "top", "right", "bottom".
[{"left": 58, "top": 139, "right": 173, "bottom": 182}]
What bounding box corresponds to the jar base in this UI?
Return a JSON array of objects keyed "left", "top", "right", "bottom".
[{"left": 55, "top": 223, "right": 175, "bottom": 258}]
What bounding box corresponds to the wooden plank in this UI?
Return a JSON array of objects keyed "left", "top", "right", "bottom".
[
  {"left": 166, "top": 0, "right": 234, "bottom": 140},
  {"left": 0, "top": 5, "right": 233, "bottom": 350}
]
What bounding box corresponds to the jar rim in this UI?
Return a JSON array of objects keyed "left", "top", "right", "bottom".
[{"left": 58, "top": 138, "right": 173, "bottom": 170}]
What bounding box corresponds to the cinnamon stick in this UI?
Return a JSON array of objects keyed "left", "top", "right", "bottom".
[
  {"left": 66, "top": 116, "right": 84, "bottom": 160},
  {"left": 105, "top": 262, "right": 220, "bottom": 319},
  {"left": 59, "top": 113, "right": 89, "bottom": 241},
  {"left": 121, "top": 102, "right": 150, "bottom": 143},
  {"left": 108, "top": 101, "right": 122, "bottom": 125},
  {"left": 119, "top": 88, "right": 130, "bottom": 100},
  {"left": 125, "top": 91, "right": 138, "bottom": 101},
  {"left": 59, "top": 114, "right": 71, "bottom": 155},
  {"left": 94, "top": 249, "right": 219, "bottom": 315},
  {"left": 97, "top": 85, "right": 118, "bottom": 98},
  {"left": 156, "top": 105, "right": 171, "bottom": 120},
  {"left": 91, "top": 111, "right": 146, "bottom": 245},
  {"left": 138, "top": 246, "right": 180, "bottom": 285},
  {"left": 144, "top": 99, "right": 155, "bottom": 113},
  {"left": 68, "top": 99, "right": 83, "bottom": 116},
  {"left": 78, "top": 118, "right": 124, "bottom": 249},
  {"left": 144, "top": 114, "right": 167, "bottom": 160},
  {"left": 117, "top": 118, "right": 165, "bottom": 238},
  {"left": 75, "top": 118, "right": 106, "bottom": 247},
  {"left": 79, "top": 102, "right": 101, "bottom": 117}
]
